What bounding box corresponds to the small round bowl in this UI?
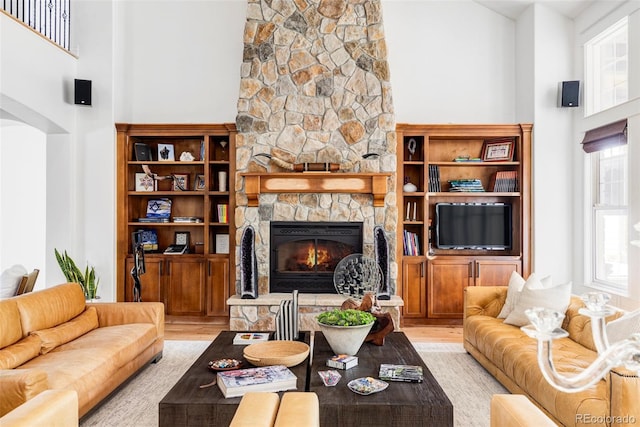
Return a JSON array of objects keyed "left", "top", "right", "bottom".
[{"left": 243, "top": 340, "right": 310, "bottom": 367}]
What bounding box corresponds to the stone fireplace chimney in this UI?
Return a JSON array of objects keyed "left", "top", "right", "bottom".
[{"left": 235, "top": 0, "right": 397, "bottom": 296}]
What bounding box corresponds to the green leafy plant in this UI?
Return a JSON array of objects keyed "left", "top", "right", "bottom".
[
  {"left": 317, "top": 309, "right": 375, "bottom": 326},
  {"left": 54, "top": 249, "right": 99, "bottom": 300}
]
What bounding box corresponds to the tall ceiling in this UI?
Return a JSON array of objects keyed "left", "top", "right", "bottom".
[{"left": 473, "top": 0, "right": 598, "bottom": 19}]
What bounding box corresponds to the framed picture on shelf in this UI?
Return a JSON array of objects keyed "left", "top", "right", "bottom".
[
  {"left": 134, "top": 143, "right": 153, "bottom": 161},
  {"left": 175, "top": 231, "right": 190, "bottom": 247},
  {"left": 216, "top": 234, "right": 229, "bottom": 254},
  {"left": 172, "top": 174, "right": 189, "bottom": 191},
  {"left": 158, "top": 144, "right": 175, "bottom": 161},
  {"left": 135, "top": 173, "right": 156, "bottom": 192},
  {"left": 194, "top": 174, "right": 206, "bottom": 190},
  {"left": 481, "top": 138, "right": 514, "bottom": 162}
]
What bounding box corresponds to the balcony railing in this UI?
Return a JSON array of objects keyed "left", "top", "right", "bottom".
[{"left": 3, "top": 0, "right": 70, "bottom": 50}]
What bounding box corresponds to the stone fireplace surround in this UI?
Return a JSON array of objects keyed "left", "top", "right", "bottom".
[{"left": 228, "top": 0, "right": 402, "bottom": 330}]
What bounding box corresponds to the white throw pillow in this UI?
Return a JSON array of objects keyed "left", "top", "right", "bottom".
[
  {"left": 606, "top": 309, "right": 640, "bottom": 345},
  {"left": 497, "top": 272, "right": 552, "bottom": 319},
  {"left": 0, "top": 264, "right": 27, "bottom": 299},
  {"left": 503, "top": 281, "right": 572, "bottom": 327},
  {"left": 497, "top": 271, "right": 526, "bottom": 318}
]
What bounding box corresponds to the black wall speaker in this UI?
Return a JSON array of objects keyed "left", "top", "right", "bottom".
[
  {"left": 561, "top": 80, "right": 579, "bottom": 107},
  {"left": 74, "top": 79, "right": 92, "bottom": 105}
]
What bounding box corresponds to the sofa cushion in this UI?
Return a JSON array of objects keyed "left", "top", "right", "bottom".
[
  {"left": 15, "top": 283, "right": 86, "bottom": 334},
  {"left": 20, "top": 323, "right": 159, "bottom": 398},
  {"left": 504, "top": 281, "right": 572, "bottom": 327},
  {"left": 30, "top": 307, "right": 99, "bottom": 354},
  {"left": 0, "top": 300, "right": 23, "bottom": 349},
  {"left": 497, "top": 272, "right": 552, "bottom": 319},
  {"left": 0, "top": 335, "right": 42, "bottom": 369}
]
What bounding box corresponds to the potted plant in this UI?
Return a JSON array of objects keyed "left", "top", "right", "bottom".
[
  {"left": 316, "top": 308, "right": 376, "bottom": 355},
  {"left": 54, "top": 249, "right": 99, "bottom": 300}
]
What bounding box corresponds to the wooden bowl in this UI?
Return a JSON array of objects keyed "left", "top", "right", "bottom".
[{"left": 243, "top": 340, "right": 310, "bottom": 367}]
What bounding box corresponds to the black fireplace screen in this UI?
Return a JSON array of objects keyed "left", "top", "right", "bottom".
[{"left": 270, "top": 222, "right": 363, "bottom": 293}]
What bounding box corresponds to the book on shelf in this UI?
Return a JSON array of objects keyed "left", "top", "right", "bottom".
[
  {"left": 233, "top": 332, "right": 270, "bottom": 345},
  {"left": 378, "top": 364, "right": 424, "bottom": 383},
  {"left": 490, "top": 171, "right": 518, "bottom": 192},
  {"left": 428, "top": 165, "right": 441, "bottom": 192},
  {"left": 217, "top": 204, "right": 228, "bottom": 223},
  {"left": 326, "top": 355, "right": 358, "bottom": 370},
  {"left": 163, "top": 244, "right": 188, "bottom": 255},
  {"left": 138, "top": 217, "right": 170, "bottom": 223},
  {"left": 403, "top": 230, "right": 420, "bottom": 256},
  {"left": 216, "top": 365, "right": 297, "bottom": 398},
  {"left": 172, "top": 216, "right": 203, "bottom": 223},
  {"left": 448, "top": 179, "right": 485, "bottom": 192}
]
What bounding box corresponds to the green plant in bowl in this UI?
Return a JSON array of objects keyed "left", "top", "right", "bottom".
[
  {"left": 317, "top": 309, "right": 376, "bottom": 355},
  {"left": 317, "top": 309, "right": 375, "bottom": 326}
]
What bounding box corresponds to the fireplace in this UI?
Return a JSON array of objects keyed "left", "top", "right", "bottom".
[{"left": 270, "top": 222, "right": 363, "bottom": 293}]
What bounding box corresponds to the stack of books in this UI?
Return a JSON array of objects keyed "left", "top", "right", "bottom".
[
  {"left": 172, "top": 216, "right": 203, "bottom": 223},
  {"left": 378, "top": 364, "right": 424, "bottom": 383},
  {"left": 490, "top": 171, "right": 518, "bottom": 192},
  {"left": 327, "top": 355, "right": 358, "bottom": 370},
  {"left": 448, "top": 179, "right": 485, "bottom": 192},
  {"left": 428, "top": 165, "right": 441, "bottom": 192},
  {"left": 403, "top": 230, "right": 420, "bottom": 256}
]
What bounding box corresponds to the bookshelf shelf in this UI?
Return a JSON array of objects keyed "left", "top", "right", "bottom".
[
  {"left": 116, "top": 123, "right": 236, "bottom": 318},
  {"left": 396, "top": 124, "right": 532, "bottom": 324}
]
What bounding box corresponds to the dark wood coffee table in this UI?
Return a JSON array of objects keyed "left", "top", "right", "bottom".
[
  {"left": 309, "top": 331, "right": 453, "bottom": 426},
  {"left": 159, "top": 331, "right": 452, "bottom": 427},
  {"left": 158, "top": 331, "right": 309, "bottom": 426}
]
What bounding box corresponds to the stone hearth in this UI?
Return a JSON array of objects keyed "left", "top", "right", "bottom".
[
  {"left": 233, "top": 0, "right": 398, "bottom": 298},
  {"left": 228, "top": 293, "right": 404, "bottom": 331}
]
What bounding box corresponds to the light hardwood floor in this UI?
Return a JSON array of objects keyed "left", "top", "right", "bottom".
[{"left": 164, "top": 323, "right": 463, "bottom": 344}]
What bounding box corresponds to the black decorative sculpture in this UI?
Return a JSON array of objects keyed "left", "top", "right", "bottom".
[
  {"left": 374, "top": 226, "right": 391, "bottom": 300},
  {"left": 131, "top": 231, "right": 146, "bottom": 302},
  {"left": 240, "top": 226, "right": 258, "bottom": 299}
]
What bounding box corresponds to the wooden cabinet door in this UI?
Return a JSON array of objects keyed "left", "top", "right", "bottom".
[
  {"left": 402, "top": 258, "right": 427, "bottom": 318},
  {"left": 474, "top": 259, "right": 521, "bottom": 287},
  {"left": 125, "top": 257, "right": 163, "bottom": 303},
  {"left": 165, "top": 258, "right": 206, "bottom": 316},
  {"left": 427, "top": 258, "right": 473, "bottom": 318},
  {"left": 207, "top": 258, "right": 229, "bottom": 316}
]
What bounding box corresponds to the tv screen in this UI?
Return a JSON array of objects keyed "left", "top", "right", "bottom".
[{"left": 436, "top": 203, "right": 512, "bottom": 250}]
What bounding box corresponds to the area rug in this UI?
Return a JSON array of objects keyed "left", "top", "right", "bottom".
[{"left": 80, "top": 340, "right": 506, "bottom": 427}]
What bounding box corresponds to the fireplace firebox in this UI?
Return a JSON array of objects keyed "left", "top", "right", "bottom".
[{"left": 270, "top": 222, "right": 363, "bottom": 293}]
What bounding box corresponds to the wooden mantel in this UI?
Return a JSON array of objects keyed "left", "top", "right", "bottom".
[{"left": 240, "top": 172, "right": 392, "bottom": 207}]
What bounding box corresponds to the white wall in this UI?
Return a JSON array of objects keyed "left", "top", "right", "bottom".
[
  {"left": 0, "top": 120, "right": 47, "bottom": 290},
  {"left": 113, "top": 1, "right": 246, "bottom": 123},
  {"left": 384, "top": 1, "right": 516, "bottom": 123},
  {"left": 532, "top": 4, "right": 575, "bottom": 284}
]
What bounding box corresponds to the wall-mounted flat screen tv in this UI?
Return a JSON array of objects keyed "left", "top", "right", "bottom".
[{"left": 435, "top": 203, "right": 512, "bottom": 250}]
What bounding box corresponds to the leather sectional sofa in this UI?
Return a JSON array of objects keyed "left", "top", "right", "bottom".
[
  {"left": 464, "top": 285, "right": 639, "bottom": 427},
  {"left": 0, "top": 282, "right": 164, "bottom": 422}
]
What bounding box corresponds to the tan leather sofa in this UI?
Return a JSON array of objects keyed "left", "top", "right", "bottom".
[
  {"left": 464, "top": 286, "right": 639, "bottom": 427},
  {"left": 0, "top": 389, "right": 79, "bottom": 427},
  {"left": 230, "top": 391, "right": 320, "bottom": 427},
  {"left": 0, "top": 282, "right": 164, "bottom": 419},
  {"left": 491, "top": 394, "right": 557, "bottom": 427}
]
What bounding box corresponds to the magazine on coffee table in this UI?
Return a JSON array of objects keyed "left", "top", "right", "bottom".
[
  {"left": 217, "top": 365, "right": 297, "bottom": 398},
  {"left": 378, "top": 364, "right": 424, "bottom": 383}
]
